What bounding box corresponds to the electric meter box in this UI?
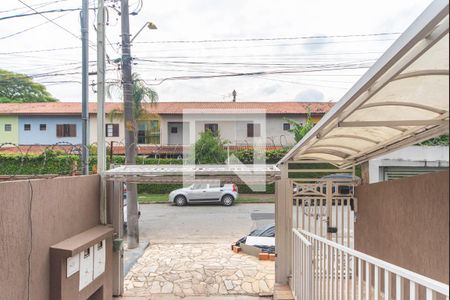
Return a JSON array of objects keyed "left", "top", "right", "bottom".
[{"left": 50, "top": 226, "right": 114, "bottom": 300}]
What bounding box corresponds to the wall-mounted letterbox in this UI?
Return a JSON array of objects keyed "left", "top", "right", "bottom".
[{"left": 50, "top": 226, "right": 114, "bottom": 300}]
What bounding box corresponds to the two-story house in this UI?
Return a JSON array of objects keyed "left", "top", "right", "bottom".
[{"left": 0, "top": 101, "right": 334, "bottom": 148}]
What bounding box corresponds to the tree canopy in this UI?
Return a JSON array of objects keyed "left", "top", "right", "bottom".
[{"left": 0, "top": 69, "right": 57, "bottom": 103}]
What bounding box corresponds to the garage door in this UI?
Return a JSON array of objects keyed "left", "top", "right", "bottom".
[{"left": 383, "top": 167, "right": 448, "bottom": 181}]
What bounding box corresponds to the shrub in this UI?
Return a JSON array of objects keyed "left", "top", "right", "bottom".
[{"left": 194, "top": 130, "right": 227, "bottom": 164}]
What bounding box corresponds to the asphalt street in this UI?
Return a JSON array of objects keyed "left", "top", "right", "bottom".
[{"left": 137, "top": 203, "right": 275, "bottom": 244}]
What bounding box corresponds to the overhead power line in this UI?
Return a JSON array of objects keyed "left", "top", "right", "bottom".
[
  {"left": 0, "top": 12, "right": 72, "bottom": 40},
  {"left": 0, "top": 46, "right": 80, "bottom": 55},
  {"left": 0, "top": 0, "right": 70, "bottom": 14},
  {"left": 146, "top": 63, "right": 373, "bottom": 85},
  {"left": 15, "top": 0, "right": 96, "bottom": 50},
  {"left": 134, "top": 32, "right": 401, "bottom": 44},
  {"left": 0, "top": 8, "right": 84, "bottom": 21}
]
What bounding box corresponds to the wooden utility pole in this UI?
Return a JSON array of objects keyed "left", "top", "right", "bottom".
[{"left": 121, "top": 0, "right": 139, "bottom": 249}]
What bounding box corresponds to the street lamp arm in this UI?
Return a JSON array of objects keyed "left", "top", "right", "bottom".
[{"left": 130, "top": 21, "right": 157, "bottom": 43}]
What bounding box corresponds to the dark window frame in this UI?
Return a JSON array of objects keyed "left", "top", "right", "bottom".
[
  {"left": 40, "top": 124, "right": 47, "bottom": 131},
  {"left": 106, "top": 123, "right": 119, "bottom": 137},
  {"left": 171, "top": 127, "right": 178, "bottom": 134},
  {"left": 56, "top": 124, "right": 77, "bottom": 138},
  {"left": 4, "top": 124, "right": 12, "bottom": 132},
  {"left": 247, "top": 123, "right": 261, "bottom": 138},
  {"left": 24, "top": 124, "right": 31, "bottom": 131},
  {"left": 283, "top": 123, "right": 291, "bottom": 131},
  {"left": 204, "top": 123, "right": 219, "bottom": 136}
]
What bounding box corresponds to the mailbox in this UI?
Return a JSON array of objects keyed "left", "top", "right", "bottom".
[{"left": 50, "top": 226, "right": 114, "bottom": 300}]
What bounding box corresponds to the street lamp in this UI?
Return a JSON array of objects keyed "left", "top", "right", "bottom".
[{"left": 131, "top": 21, "right": 158, "bottom": 43}]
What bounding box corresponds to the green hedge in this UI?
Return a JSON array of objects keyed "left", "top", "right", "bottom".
[
  {"left": 0, "top": 152, "right": 183, "bottom": 176},
  {"left": 0, "top": 152, "right": 79, "bottom": 175}
]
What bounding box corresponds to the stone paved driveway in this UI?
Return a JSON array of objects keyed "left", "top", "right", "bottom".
[{"left": 124, "top": 243, "right": 275, "bottom": 298}]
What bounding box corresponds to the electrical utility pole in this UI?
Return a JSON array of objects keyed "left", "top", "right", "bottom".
[
  {"left": 121, "top": 0, "right": 140, "bottom": 249},
  {"left": 81, "top": 0, "right": 90, "bottom": 175},
  {"left": 97, "top": 0, "right": 107, "bottom": 225}
]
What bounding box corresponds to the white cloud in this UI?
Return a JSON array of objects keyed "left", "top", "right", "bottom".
[
  {"left": 295, "top": 89, "right": 326, "bottom": 102},
  {"left": 0, "top": 0, "right": 434, "bottom": 102}
]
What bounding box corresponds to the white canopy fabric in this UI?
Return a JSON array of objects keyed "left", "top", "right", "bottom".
[{"left": 280, "top": 0, "right": 449, "bottom": 168}]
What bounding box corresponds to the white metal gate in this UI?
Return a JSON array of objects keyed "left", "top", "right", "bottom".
[{"left": 292, "top": 177, "right": 357, "bottom": 248}]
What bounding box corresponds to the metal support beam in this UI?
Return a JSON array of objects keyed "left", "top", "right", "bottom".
[
  {"left": 108, "top": 181, "right": 124, "bottom": 296},
  {"left": 275, "top": 163, "right": 292, "bottom": 285},
  {"left": 359, "top": 101, "right": 447, "bottom": 114},
  {"left": 97, "top": 0, "right": 107, "bottom": 225},
  {"left": 81, "top": 0, "right": 89, "bottom": 175},
  {"left": 339, "top": 120, "right": 449, "bottom": 127}
]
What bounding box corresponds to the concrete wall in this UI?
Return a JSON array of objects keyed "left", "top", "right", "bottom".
[
  {"left": 368, "top": 146, "right": 449, "bottom": 183},
  {"left": 0, "top": 115, "right": 19, "bottom": 145},
  {"left": 355, "top": 170, "right": 449, "bottom": 284},
  {"left": 18, "top": 116, "right": 82, "bottom": 145},
  {"left": 0, "top": 175, "right": 102, "bottom": 300}
]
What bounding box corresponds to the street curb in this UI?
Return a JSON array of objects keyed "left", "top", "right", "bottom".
[{"left": 124, "top": 240, "right": 150, "bottom": 276}]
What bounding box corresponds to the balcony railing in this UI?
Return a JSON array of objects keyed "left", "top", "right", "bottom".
[{"left": 292, "top": 228, "right": 449, "bottom": 300}]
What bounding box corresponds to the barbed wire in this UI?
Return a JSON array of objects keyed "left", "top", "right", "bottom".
[{"left": 0, "top": 137, "right": 293, "bottom": 179}]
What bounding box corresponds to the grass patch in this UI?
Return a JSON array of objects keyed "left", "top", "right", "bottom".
[{"left": 138, "top": 194, "right": 275, "bottom": 204}]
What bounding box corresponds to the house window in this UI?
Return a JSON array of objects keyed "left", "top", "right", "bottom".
[
  {"left": 283, "top": 123, "right": 291, "bottom": 131},
  {"left": 40, "top": 124, "right": 47, "bottom": 131},
  {"left": 205, "top": 124, "right": 219, "bottom": 136},
  {"left": 4, "top": 124, "right": 12, "bottom": 132},
  {"left": 171, "top": 127, "right": 178, "bottom": 134},
  {"left": 151, "top": 120, "right": 159, "bottom": 129},
  {"left": 247, "top": 123, "right": 261, "bottom": 138},
  {"left": 56, "top": 124, "right": 77, "bottom": 138},
  {"left": 106, "top": 124, "right": 119, "bottom": 137},
  {"left": 24, "top": 124, "right": 31, "bottom": 131},
  {"left": 137, "top": 121, "right": 160, "bottom": 144}
]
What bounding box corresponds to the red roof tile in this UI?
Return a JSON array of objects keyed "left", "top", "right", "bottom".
[{"left": 0, "top": 101, "right": 334, "bottom": 115}]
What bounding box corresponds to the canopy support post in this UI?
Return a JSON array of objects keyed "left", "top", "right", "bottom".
[{"left": 275, "top": 163, "right": 292, "bottom": 285}]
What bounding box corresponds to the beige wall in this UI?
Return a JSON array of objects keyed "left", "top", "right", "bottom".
[
  {"left": 89, "top": 115, "right": 125, "bottom": 145},
  {"left": 159, "top": 114, "right": 306, "bottom": 146},
  {"left": 0, "top": 176, "right": 102, "bottom": 300},
  {"left": 355, "top": 170, "right": 449, "bottom": 284}
]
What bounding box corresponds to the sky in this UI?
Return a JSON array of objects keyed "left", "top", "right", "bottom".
[{"left": 0, "top": 0, "right": 435, "bottom": 103}]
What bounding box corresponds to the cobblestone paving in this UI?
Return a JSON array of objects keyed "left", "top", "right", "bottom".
[{"left": 124, "top": 243, "right": 275, "bottom": 298}]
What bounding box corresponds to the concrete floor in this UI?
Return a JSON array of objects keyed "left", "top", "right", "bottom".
[
  {"left": 124, "top": 203, "right": 276, "bottom": 299},
  {"left": 138, "top": 203, "right": 275, "bottom": 244}
]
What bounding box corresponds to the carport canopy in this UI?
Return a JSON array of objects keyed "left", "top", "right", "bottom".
[
  {"left": 280, "top": 0, "right": 449, "bottom": 169},
  {"left": 104, "top": 164, "right": 281, "bottom": 184}
]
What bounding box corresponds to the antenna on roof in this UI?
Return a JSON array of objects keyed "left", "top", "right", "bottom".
[{"left": 232, "top": 90, "right": 237, "bottom": 102}]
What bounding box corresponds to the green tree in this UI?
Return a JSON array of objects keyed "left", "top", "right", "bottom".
[
  {"left": 285, "top": 112, "right": 315, "bottom": 143},
  {"left": 194, "top": 130, "right": 228, "bottom": 164},
  {"left": 108, "top": 73, "right": 159, "bottom": 139},
  {"left": 419, "top": 135, "right": 449, "bottom": 146},
  {"left": 0, "top": 69, "right": 57, "bottom": 103}
]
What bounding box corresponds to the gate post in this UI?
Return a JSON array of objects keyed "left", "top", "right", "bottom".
[
  {"left": 275, "top": 163, "right": 293, "bottom": 285},
  {"left": 107, "top": 181, "right": 124, "bottom": 296}
]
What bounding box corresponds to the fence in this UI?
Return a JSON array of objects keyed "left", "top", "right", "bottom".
[
  {"left": 292, "top": 178, "right": 357, "bottom": 249},
  {"left": 293, "top": 229, "right": 450, "bottom": 300}
]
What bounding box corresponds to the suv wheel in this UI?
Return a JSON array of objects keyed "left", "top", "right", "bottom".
[
  {"left": 222, "top": 195, "right": 235, "bottom": 206},
  {"left": 174, "top": 195, "right": 187, "bottom": 207}
]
